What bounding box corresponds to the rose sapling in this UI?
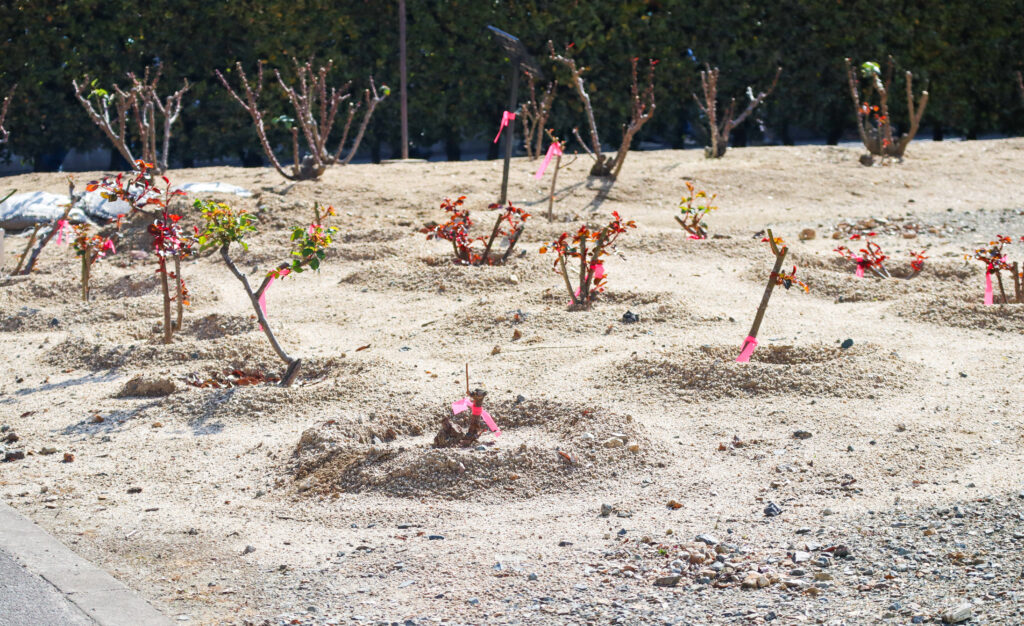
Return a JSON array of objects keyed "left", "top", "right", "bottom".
[
  {"left": 966, "top": 235, "right": 1020, "bottom": 305},
  {"left": 196, "top": 200, "right": 336, "bottom": 386},
  {"left": 675, "top": 182, "right": 717, "bottom": 239},
  {"left": 71, "top": 224, "right": 116, "bottom": 301},
  {"left": 424, "top": 197, "right": 529, "bottom": 265},
  {"left": 539, "top": 211, "right": 636, "bottom": 309}
]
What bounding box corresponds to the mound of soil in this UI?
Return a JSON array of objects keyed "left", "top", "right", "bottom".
[
  {"left": 620, "top": 343, "right": 916, "bottom": 399},
  {"left": 291, "top": 400, "right": 662, "bottom": 501}
]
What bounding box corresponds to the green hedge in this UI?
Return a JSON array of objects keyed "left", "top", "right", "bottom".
[{"left": 2, "top": 0, "right": 1023, "bottom": 170}]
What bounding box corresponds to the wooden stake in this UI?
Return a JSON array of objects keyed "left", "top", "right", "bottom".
[
  {"left": 1012, "top": 262, "right": 1021, "bottom": 303},
  {"left": 746, "top": 229, "right": 787, "bottom": 341}
]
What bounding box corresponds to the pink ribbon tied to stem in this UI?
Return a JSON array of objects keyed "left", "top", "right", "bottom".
[
  {"left": 736, "top": 335, "right": 758, "bottom": 363},
  {"left": 534, "top": 142, "right": 563, "bottom": 179},
  {"left": 493, "top": 111, "right": 516, "bottom": 144},
  {"left": 571, "top": 263, "right": 605, "bottom": 303},
  {"left": 100, "top": 239, "right": 116, "bottom": 255},
  {"left": 258, "top": 268, "right": 291, "bottom": 330},
  {"left": 984, "top": 271, "right": 993, "bottom": 306},
  {"left": 55, "top": 219, "right": 70, "bottom": 246},
  {"left": 855, "top": 258, "right": 865, "bottom": 278},
  {"left": 452, "top": 397, "right": 501, "bottom": 437}
]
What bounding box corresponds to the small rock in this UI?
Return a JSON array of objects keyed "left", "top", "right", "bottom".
[
  {"left": 527, "top": 573, "right": 538, "bottom": 581},
  {"left": 602, "top": 437, "right": 624, "bottom": 449},
  {"left": 427, "top": 535, "right": 444, "bottom": 540},
  {"left": 62, "top": 452, "right": 74, "bottom": 463},
  {"left": 798, "top": 228, "right": 816, "bottom": 241},
  {"left": 242, "top": 545, "right": 256, "bottom": 555},
  {"left": 696, "top": 534, "right": 719, "bottom": 546},
  {"left": 627, "top": 443, "right": 640, "bottom": 453},
  {"left": 599, "top": 503, "right": 613, "bottom": 517},
  {"left": 841, "top": 338, "right": 854, "bottom": 349},
  {"left": 793, "top": 430, "right": 812, "bottom": 440},
  {"left": 491, "top": 345, "right": 501, "bottom": 355},
  {"left": 3, "top": 432, "right": 18, "bottom": 443},
  {"left": 654, "top": 575, "right": 681, "bottom": 587},
  {"left": 117, "top": 376, "right": 177, "bottom": 398},
  {"left": 822, "top": 507, "right": 835, "bottom": 516},
  {"left": 621, "top": 311, "right": 640, "bottom": 324},
  {"left": 39, "top": 447, "right": 57, "bottom": 455},
  {"left": 3, "top": 450, "right": 25, "bottom": 462},
  {"left": 941, "top": 603, "right": 972, "bottom": 623},
  {"left": 127, "top": 487, "right": 143, "bottom": 494},
  {"left": 558, "top": 540, "right": 573, "bottom": 547},
  {"left": 764, "top": 502, "right": 782, "bottom": 517},
  {"left": 511, "top": 329, "right": 522, "bottom": 341},
  {"left": 792, "top": 551, "right": 811, "bottom": 563},
  {"left": 467, "top": 597, "right": 480, "bottom": 606},
  {"left": 509, "top": 274, "right": 519, "bottom": 285}
]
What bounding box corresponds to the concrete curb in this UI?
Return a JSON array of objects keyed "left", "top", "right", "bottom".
[{"left": 0, "top": 502, "right": 173, "bottom": 626}]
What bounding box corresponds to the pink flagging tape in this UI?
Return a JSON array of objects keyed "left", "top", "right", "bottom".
[
  {"left": 472, "top": 405, "right": 502, "bottom": 437},
  {"left": 55, "top": 219, "right": 69, "bottom": 246},
  {"left": 451, "top": 397, "right": 473, "bottom": 415},
  {"left": 571, "top": 263, "right": 605, "bottom": 303},
  {"left": 452, "top": 397, "right": 502, "bottom": 437},
  {"left": 855, "top": 264, "right": 865, "bottom": 278},
  {"left": 101, "top": 239, "right": 115, "bottom": 255},
  {"left": 984, "top": 272, "right": 993, "bottom": 306},
  {"left": 258, "top": 269, "right": 291, "bottom": 330},
  {"left": 736, "top": 335, "right": 758, "bottom": 363},
  {"left": 493, "top": 111, "right": 516, "bottom": 143},
  {"left": 534, "top": 142, "right": 563, "bottom": 179}
]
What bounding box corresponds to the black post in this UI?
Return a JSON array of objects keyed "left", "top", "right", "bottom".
[{"left": 498, "top": 67, "right": 519, "bottom": 206}]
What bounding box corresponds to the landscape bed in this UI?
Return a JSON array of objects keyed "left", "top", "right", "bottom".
[{"left": 2, "top": 140, "right": 1024, "bottom": 624}]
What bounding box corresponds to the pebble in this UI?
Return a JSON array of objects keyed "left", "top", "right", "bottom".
[
  {"left": 941, "top": 603, "right": 972, "bottom": 623},
  {"left": 242, "top": 545, "right": 256, "bottom": 555},
  {"left": 793, "top": 430, "right": 812, "bottom": 440},
  {"left": 602, "top": 437, "right": 625, "bottom": 449},
  {"left": 600, "top": 503, "right": 613, "bottom": 517},
  {"left": 696, "top": 534, "right": 719, "bottom": 546},
  {"left": 427, "top": 535, "right": 444, "bottom": 540},
  {"left": 764, "top": 502, "right": 782, "bottom": 517},
  {"left": 841, "top": 338, "right": 854, "bottom": 349},
  {"left": 621, "top": 311, "right": 640, "bottom": 324}
]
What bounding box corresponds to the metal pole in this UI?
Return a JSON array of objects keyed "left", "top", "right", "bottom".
[
  {"left": 399, "top": 0, "right": 409, "bottom": 159},
  {"left": 498, "top": 64, "right": 519, "bottom": 205}
]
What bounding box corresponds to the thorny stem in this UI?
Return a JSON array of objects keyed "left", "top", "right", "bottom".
[
  {"left": 547, "top": 153, "right": 561, "bottom": 221},
  {"left": 1012, "top": 262, "right": 1021, "bottom": 303},
  {"left": 173, "top": 255, "right": 184, "bottom": 332},
  {"left": 747, "top": 229, "right": 787, "bottom": 341},
  {"left": 219, "top": 245, "right": 300, "bottom": 385},
  {"left": 20, "top": 180, "right": 77, "bottom": 275},
  {"left": 159, "top": 258, "right": 172, "bottom": 343},
  {"left": 81, "top": 253, "right": 90, "bottom": 302},
  {"left": 482, "top": 213, "right": 504, "bottom": 264},
  {"left": 501, "top": 226, "right": 525, "bottom": 263},
  {"left": 996, "top": 270, "right": 1008, "bottom": 306},
  {"left": 14, "top": 224, "right": 41, "bottom": 275},
  {"left": 558, "top": 255, "right": 578, "bottom": 307}
]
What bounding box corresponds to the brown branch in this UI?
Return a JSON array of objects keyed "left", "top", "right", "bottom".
[
  {"left": 521, "top": 75, "right": 556, "bottom": 159},
  {"left": 696, "top": 65, "right": 779, "bottom": 158},
  {"left": 747, "top": 229, "right": 787, "bottom": 341},
  {"left": 216, "top": 63, "right": 296, "bottom": 180}
]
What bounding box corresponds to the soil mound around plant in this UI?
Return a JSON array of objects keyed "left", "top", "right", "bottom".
[
  {"left": 619, "top": 343, "right": 916, "bottom": 399},
  {"left": 290, "top": 400, "right": 662, "bottom": 501},
  {"left": 45, "top": 334, "right": 279, "bottom": 371},
  {"left": 897, "top": 298, "right": 1024, "bottom": 332},
  {"left": 186, "top": 313, "right": 256, "bottom": 340}
]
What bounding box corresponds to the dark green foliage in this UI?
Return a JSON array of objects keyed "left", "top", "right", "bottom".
[{"left": 2, "top": 0, "right": 1024, "bottom": 170}]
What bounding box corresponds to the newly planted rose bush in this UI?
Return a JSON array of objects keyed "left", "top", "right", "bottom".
[
  {"left": 540, "top": 211, "right": 636, "bottom": 309},
  {"left": 196, "top": 200, "right": 336, "bottom": 386},
  {"left": 71, "top": 224, "right": 116, "bottom": 301},
  {"left": 89, "top": 162, "right": 190, "bottom": 343},
  {"left": 674, "top": 182, "right": 718, "bottom": 239},
  {"left": 834, "top": 234, "right": 927, "bottom": 279},
  {"left": 967, "top": 235, "right": 1022, "bottom": 305},
  {"left": 423, "top": 197, "right": 529, "bottom": 265}
]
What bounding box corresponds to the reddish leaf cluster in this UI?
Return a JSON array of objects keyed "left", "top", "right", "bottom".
[
  {"left": 772, "top": 265, "right": 809, "bottom": 292},
  {"left": 967, "top": 235, "right": 1017, "bottom": 273},
  {"left": 836, "top": 234, "right": 927, "bottom": 278},
  {"left": 185, "top": 369, "right": 281, "bottom": 388},
  {"left": 423, "top": 196, "right": 529, "bottom": 265}
]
